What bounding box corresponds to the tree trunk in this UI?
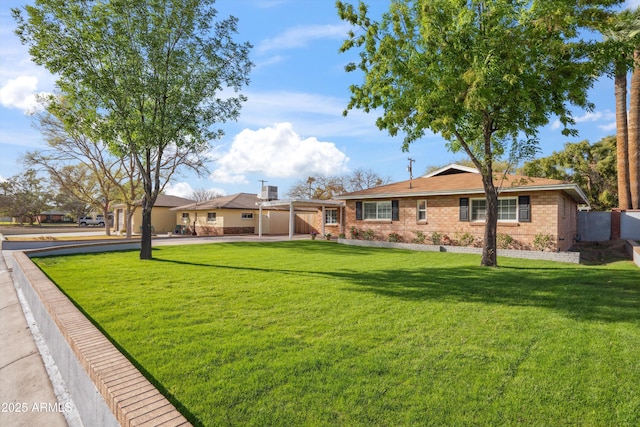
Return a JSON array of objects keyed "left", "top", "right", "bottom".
[
  {"left": 629, "top": 50, "right": 640, "bottom": 209},
  {"left": 125, "top": 207, "right": 134, "bottom": 239},
  {"left": 615, "top": 68, "right": 632, "bottom": 210},
  {"left": 481, "top": 173, "right": 498, "bottom": 267},
  {"left": 102, "top": 206, "right": 111, "bottom": 236},
  {"left": 140, "top": 203, "right": 153, "bottom": 259}
]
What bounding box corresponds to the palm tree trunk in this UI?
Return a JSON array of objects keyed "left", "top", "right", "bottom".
[
  {"left": 615, "top": 66, "right": 632, "bottom": 210},
  {"left": 629, "top": 50, "right": 640, "bottom": 209}
]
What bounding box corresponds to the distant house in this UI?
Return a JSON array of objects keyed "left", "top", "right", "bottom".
[
  {"left": 171, "top": 193, "right": 294, "bottom": 236},
  {"left": 112, "top": 194, "right": 196, "bottom": 234},
  {"left": 334, "top": 164, "right": 590, "bottom": 251},
  {"left": 36, "top": 211, "right": 73, "bottom": 223}
]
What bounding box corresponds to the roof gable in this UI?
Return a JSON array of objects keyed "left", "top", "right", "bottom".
[{"left": 422, "top": 163, "right": 480, "bottom": 178}]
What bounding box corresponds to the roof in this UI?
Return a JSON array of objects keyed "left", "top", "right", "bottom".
[
  {"left": 153, "top": 194, "right": 196, "bottom": 207},
  {"left": 172, "top": 193, "right": 264, "bottom": 211},
  {"left": 422, "top": 163, "right": 480, "bottom": 178},
  {"left": 111, "top": 194, "right": 196, "bottom": 209},
  {"left": 335, "top": 165, "right": 589, "bottom": 205},
  {"left": 258, "top": 199, "right": 345, "bottom": 209}
]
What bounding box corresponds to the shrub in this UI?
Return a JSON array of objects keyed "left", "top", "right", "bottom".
[
  {"left": 454, "top": 231, "right": 475, "bottom": 246},
  {"left": 430, "top": 231, "right": 442, "bottom": 245},
  {"left": 497, "top": 233, "right": 514, "bottom": 249},
  {"left": 412, "top": 230, "right": 426, "bottom": 244},
  {"left": 533, "top": 233, "right": 555, "bottom": 251},
  {"left": 349, "top": 226, "right": 361, "bottom": 239},
  {"left": 362, "top": 229, "right": 376, "bottom": 241},
  {"left": 388, "top": 232, "right": 402, "bottom": 243}
]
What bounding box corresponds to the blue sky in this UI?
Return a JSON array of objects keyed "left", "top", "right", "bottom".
[{"left": 0, "top": 0, "right": 635, "bottom": 199}]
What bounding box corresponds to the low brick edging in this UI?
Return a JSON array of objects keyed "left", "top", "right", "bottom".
[
  {"left": 11, "top": 246, "right": 190, "bottom": 427},
  {"left": 626, "top": 240, "right": 640, "bottom": 268},
  {"left": 337, "top": 238, "right": 581, "bottom": 264}
]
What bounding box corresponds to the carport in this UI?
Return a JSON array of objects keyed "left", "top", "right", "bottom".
[{"left": 257, "top": 199, "right": 345, "bottom": 240}]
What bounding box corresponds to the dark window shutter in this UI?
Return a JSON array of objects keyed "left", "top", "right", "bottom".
[
  {"left": 392, "top": 200, "right": 399, "bottom": 221},
  {"left": 355, "top": 201, "right": 363, "bottom": 220},
  {"left": 518, "top": 196, "right": 531, "bottom": 222},
  {"left": 459, "top": 198, "right": 469, "bottom": 221}
]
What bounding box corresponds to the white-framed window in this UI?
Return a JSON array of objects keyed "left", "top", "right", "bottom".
[
  {"left": 181, "top": 212, "right": 190, "bottom": 222},
  {"left": 471, "top": 199, "right": 486, "bottom": 221},
  {"left": 498, "top": 198, "right": 517, "bottom": 221},
  {"left": 207, "top": 212, "right": 216, "bottom": 223},
  {"left": 241, "top": 212, "right": 254, "bottom": 220},
  {"left": 364, "top": 201, "right": 392, "bottom": 220},
  {"left": 417, "top": 200, "right": 427, "bottom": 221},
  {"left": 324, "top": 209, "right": 338, "bottom": 225},
  {"left": 471, "top": 198, "right": 517, "bottom": 221}
]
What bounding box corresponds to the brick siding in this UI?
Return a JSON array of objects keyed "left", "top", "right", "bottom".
[{"left": 343, "top": 191, "right": 578, "bottom": 251}]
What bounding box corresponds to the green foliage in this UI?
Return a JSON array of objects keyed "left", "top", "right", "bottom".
[
  {"left": 13, "top": 0, "right": 252, "bottom": 258},
  {"left": 388, "top": 232, "right": 402, "bottom": 242},
  {"left": 362, "top": 229, "right": 376, "bottom": 240},
  {"left": 497, "top": 233, "right": 514, "bottom": 250},
  {"left": 533, "top": 233, "right": 555, "bottom": 252},
  {"left": 337, "top": 0, "right": 620, "bottom": 266},
  {"left": 455, "top": 231, "right": 475, "bottom": 247},
  {"left": 33, "top": 242, "right": 640, "bottom": 426},
  {"left": 0, "top": 170, "right": 50, "bottom": 224},
  {"left": 411, "top": 230, "right": 427, "bottom": 244},
  {"left": 520, "top": 136, "right": 618, "bottom": 210},
  {"left": 349, "top": 226, "right": 361, "bottom": 239},
  {"left": 430, "top": 231, "right": 442, "bottom": 245}
]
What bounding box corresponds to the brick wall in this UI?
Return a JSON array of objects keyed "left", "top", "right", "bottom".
[
  {"left": 344, "top": 191, "right": 576, "bottom": 250},
  {"left": 194, "top": 225, "right": 254, "bottom": 235}
]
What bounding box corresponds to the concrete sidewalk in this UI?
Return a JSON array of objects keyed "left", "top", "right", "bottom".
[{"left": 0, "top": 252, "right": 70, "bottom": 427}]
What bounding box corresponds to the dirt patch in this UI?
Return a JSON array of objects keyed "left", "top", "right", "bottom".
[{"left": 572, "top": 239, "right": 631, "bottom": 265}]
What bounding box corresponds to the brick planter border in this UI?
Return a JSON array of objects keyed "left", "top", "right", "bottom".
[
  {"left": 11, "top": 243, "right": 190, "bottom": 427},
  {"left": 337, "top": 238, "right": 582, "bottom": 264}
]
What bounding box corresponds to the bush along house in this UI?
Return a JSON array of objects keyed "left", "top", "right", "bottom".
[{"left": 334, "top": 164, "right": 590, "bottom": 252}]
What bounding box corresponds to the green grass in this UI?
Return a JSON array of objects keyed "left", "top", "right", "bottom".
[{"left": 33, "top": 241, "right": 640, "bottom": 426}]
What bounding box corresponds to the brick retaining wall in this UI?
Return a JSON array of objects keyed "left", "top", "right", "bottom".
[
  {"left": 338, "top": 239, "right": 581, "bottom": 264},
  {"left": 11, "top": 246, "right": 190, "bottom": 427}
]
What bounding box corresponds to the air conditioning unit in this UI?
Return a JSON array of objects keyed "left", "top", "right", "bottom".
[{"left": 261, "top": 185, "right": 278, "bottom": 201}]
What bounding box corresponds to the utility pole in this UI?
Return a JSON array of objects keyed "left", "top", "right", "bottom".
[{"left": 407, "top": 157, "right": 415, "bottom": 188}]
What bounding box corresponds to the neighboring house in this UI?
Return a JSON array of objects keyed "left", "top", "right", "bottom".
[
  {"left": 36, "top": 211, "right": 73, "bottom": 223},
  {"left": 334, "top": 164, "right": 590, "bottom": 251},
  {"left": 172, "top": 193, "right": 296, "bottom": 236},
  {"left": 112, "top": 194, "right": 196, "bottom": 234}
]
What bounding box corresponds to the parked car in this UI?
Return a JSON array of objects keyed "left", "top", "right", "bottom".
[{"left": 78, "top": 216, "right": 105, "bottom": 227}]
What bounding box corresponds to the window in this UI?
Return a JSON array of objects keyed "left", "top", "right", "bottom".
[
  {"left": 470, "top": 198, "right": 517, "bottom": 221},
  {"left": 364, "top": 201, "right": 392, "bottom": 220},
  {"left": 241, "top": 212, "right": 254, "bottom": 220},
  {"left": 417, "top": 200, "right": 427, "bottom": 221},
  {"left": 207, "top": 212, "right": 216, "bottom": 223},
  {"left": 471, "top": 199, "right": 486, "bottom": 221},
  {"left": 325, "top": 209, "right": 338, "bottom": 225},
  {"left": 497, "top": 198, "right": 517, "bottom": 221},
  {"left": 181, "top": 212, "right": 190, "bottom": 222}
]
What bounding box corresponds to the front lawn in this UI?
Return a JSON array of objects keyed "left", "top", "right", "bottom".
[{"left": 33, "top": 241, "right": 640, "bottom": 426}]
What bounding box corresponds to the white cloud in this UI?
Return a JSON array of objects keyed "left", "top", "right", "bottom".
[
  {"left": 211, "top": 122, "right": 349, "bottom": 183},
  {"left": 164, "top": 182, "right": 228, "bottom": 199},
  {"left": 256, "top": 24, "right": 351, "bottom": 54},
  {"left": 0, "top": 76, "right": 49, "bottom": 112},
  {"left": 599, "top": 121, "right": 617, "bottom": 132}
]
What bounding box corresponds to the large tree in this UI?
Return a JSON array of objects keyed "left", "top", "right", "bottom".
[
  {"left": 287, "top": 168, "right": 390, "bottom": 200},
  {"left": 601, "top": 9, "right": 640, "bottom": 209},
  {"left": 337, "top": 0, "right": 617, "bottom": 266},
  {"left": 0, "top": 170, "right": 50, "bottom": 225},
  {"left": 14, "top": 0, "right": 252, "bottom": 259},
  {"left": 520, "top": 137, "right": 618, "bottom": 211}
]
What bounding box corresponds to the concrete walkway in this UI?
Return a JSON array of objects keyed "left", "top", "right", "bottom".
[
  {"left": 0, "top": 232, "right": 310, "bottom": 427},
  {"left": 0, "top": 252, "right": 69, "bottom": 427}
]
